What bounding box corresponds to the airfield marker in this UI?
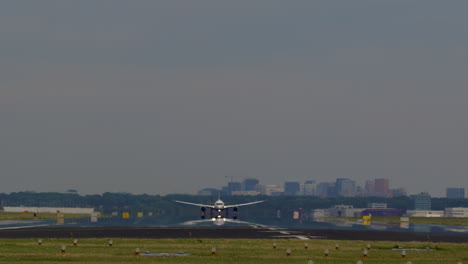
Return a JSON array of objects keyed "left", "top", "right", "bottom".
[
  {"left": 61, "top": 245, "right": 66, "bottom": 256},
  {"left": 362, "top": 249, "right": 368, "bottom": 259},
  {"left": 108, "top": 240, "right": 113, "bottom": 247},
  {"left": 401, "top": 250, "right": 407, "bottom": 260},
  {"left": 304, "top": 243, "right": 309, "bottom": 250},
  {"left": 286, "top": 248, "right": 291, "bottom": 257},
  {"left": 135, "top": 248, "right": 140, "bottom": 257},
  {"left": 324, "top": 249, "right": 329, "bottom": 258},
  {"left": 308, "top": 260, "right": 314, "bottom": 264},
  {"left": 211, "top": 247, "right": 216, "bottom": 256},
  {"left": 272, "top": 242, "right": 277, "bottom": 249},
  {"left": 335, "top": 243, "right": 340, "bottom": 250},
  {"left": 367, "top": 243, "right": 371, "bottom": 251},
  {"left": 37, "top": 239, "right": 42, "bottom": 246},
  {"left": 73, "top": 239, "right": 78, "bottom": 246}
]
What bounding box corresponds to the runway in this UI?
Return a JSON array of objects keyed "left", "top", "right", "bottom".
[{"left": 0, "top": 226, "right": 467, "bottom": 243}]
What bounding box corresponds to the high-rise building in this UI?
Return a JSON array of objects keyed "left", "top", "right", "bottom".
[
  {"left": 316, "top": 182, "right": 335, "bottom": 198},
  {"left": 446, "top": 188, "right": 465, "bottom": 199},
  {"left": 257, "top": 184, "right": 283, "bottom": 196},
  {"left": 302, "top": 180, "right": 316, "bottom": 196},
  {"left": 242, "top": 178, "right": 259, "bottom": 191},
  {"left": 364, "top": 180, "right": 375, "bottom": 195},
  {"left": 374, "top": 178, "right": 390, "bottom": 197},
  {"left": 197, "top": 188, "right": 219, "bottom": 195},
  {"left": 392, "top": 188, "right": 407, "bottom": 197},
  {"left": 284, "top": 182, "right": 300, "bottom": 195},
  {"left": 227, "top": 182, "right": 242, "bottom": 195},
  {"left": 335, "top": 178, "right": 356, "bottom": 197},
  {"left": 413, "top": 192, "right": 431, "bottom": 210}
]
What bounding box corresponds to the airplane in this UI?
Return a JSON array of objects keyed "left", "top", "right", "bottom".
[{"left": 174, "top": 196, "right": 265, "bottom": 220}]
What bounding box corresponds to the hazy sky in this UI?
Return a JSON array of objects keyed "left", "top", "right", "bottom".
[{"left": 1, "top": 1, "right": 467, "bottom": 197}]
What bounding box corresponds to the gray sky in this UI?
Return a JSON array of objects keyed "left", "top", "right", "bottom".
[{"left": 1, "top": 1, "right": 467, "bottom": 197}]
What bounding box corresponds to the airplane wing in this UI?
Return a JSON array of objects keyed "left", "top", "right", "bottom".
[
  {"left": 224, "top": 200, "right": 266, "bottom": 209},
  {"left": 173, "top": 200, "right": 214, "bottom": 208}
]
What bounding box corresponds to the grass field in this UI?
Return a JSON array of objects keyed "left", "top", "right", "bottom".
[
  {"left": 0, "top": 238, "right": 466, "bottom": 263},
  {"left": 322, "top": 216, "right": 468, "bottom": 226}
]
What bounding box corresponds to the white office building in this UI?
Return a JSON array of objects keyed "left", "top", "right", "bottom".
[{"left": 445, "top": 207, "right": 468, "bottom": 218}]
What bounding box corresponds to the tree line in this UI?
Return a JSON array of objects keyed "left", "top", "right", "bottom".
[{"left": 1, "top": 192, "right": 467, "bottom": 218}]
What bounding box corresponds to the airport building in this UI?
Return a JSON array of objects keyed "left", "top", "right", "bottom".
[
  {"left": 3, "top": 207, "right": 94, "bottom": 214},
  {"left": 328, "top": 205, "right": 364, "bottom": 217},
  {"left": 444, "top": 207, "right": 468, "bottom": 218},
  {"left": 361, "top": 208, "right": 405, "bottom": 217},
  {"left": 367, "top": 203, "right": 387, "bottom": 209},
  {"left": 406, "top": 210, "right": 444, "bottom": 217}
]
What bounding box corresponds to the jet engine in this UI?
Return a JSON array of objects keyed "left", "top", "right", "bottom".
[
  {"left": 232, "top": 207, "right": 238, "bottom": 219},
  {"left": 200, "top": 207, "right": 206, "bottom": 219}
]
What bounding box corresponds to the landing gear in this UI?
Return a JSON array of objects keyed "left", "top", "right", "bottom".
[{"left": 200, "top": 207, "right": 206, "bottom": 219}]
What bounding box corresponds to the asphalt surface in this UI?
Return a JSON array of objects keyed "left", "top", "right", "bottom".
[{"left": 0, "top": 227, "right": 467, "bottom": 243}]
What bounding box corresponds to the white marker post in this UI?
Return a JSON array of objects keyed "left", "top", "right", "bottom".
[
  {"left": 61, "top": 245, "right": 66, "bottom": 256},
  {"left": 363, "top": 249, "right": 368, "bottom": 259},
  {"left": 401, "top": 250, "right": 407, "bottom": 260}
]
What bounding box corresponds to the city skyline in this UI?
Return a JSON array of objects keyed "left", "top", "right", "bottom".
[{"left": 198, "top": 177, "right": 465, "bottom": 198}]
